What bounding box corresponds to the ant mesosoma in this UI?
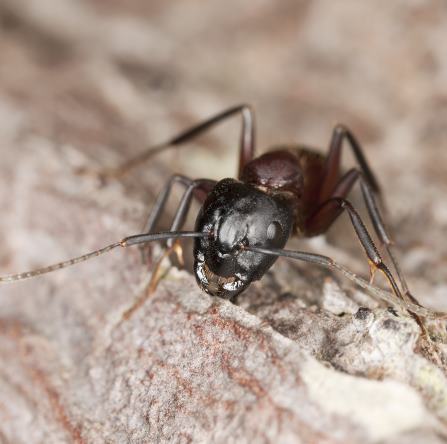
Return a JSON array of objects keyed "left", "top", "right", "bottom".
[{"left": 0, "top": 105, "right": 445, "bottom": 322}]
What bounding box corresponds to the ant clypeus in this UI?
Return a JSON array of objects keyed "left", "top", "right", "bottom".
[{"left": 0, "top": 105, "right": 445, "bottom": 326}]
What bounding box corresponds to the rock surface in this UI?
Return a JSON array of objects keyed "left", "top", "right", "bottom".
[{"left": 1, "top": 1, "right": 447, "bottom": 443}]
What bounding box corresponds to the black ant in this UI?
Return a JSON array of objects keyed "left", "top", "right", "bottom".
[{"left": 0, "top": 105, "right": 445, "bottom": 323}]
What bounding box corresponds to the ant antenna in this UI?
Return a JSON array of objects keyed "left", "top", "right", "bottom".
[
  {"left": 0, "top": 231, "right": 205, "bottom": 283},
  {"left": 245, "top": 246, "right": 447, "bottom": 320}
]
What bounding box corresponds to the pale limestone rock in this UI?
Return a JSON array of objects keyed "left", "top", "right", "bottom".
[{"left": 1, "top": 1, "right": 447, "bottom": 443}]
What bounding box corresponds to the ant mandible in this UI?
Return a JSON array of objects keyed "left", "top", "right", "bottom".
[{"left": 0, "top": 105, "right": 444, "bottom": 322}]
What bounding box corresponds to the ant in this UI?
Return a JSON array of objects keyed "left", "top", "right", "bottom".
[{"left": 0, "top": 105, "right": 445, "bottom": 324}]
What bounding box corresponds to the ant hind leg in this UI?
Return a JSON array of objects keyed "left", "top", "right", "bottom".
[{"left": 77, "top": 104, "right": 256, "bottom": 182}]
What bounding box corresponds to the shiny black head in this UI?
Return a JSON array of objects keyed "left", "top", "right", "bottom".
[{"left": 193, "top": 178, "right": 294, "bottom": 300}]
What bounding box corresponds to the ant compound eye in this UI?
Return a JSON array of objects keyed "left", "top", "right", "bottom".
[{"left": 267, "top": 221, "right": 282, "bottom": 242}]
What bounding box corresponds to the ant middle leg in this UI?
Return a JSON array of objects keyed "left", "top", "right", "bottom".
[{"left": 78, "top": 104, "right": 255, "bottom": 181}]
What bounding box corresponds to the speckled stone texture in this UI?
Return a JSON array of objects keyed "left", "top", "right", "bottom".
[{"left": 1, "top": 1, "right": 447, "bottom": 443}]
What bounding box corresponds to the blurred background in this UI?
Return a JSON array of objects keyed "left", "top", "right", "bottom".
[{"left": 1, "top": 1, "right": 447, "bottom": 441}]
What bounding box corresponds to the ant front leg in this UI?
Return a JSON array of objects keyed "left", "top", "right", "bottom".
[
  {"left": 139, "top": 174, "right": 215, "bottom": 264},
  {"left": 79, "top": 104, "right": 256, "bottom": 181},
  {"left": 142, "top": 175, "right": 192, "bottom": 237},
  {"left": 123, "top": 175, "right": 215, "bottom": 321},
  {"left": 319, "top": 125, "right": 420, "bottom": 305},
  {"left": 359, "top": 179, "right": 422, "bottom": 308},
  {"left": 308, "top": 169, "right": 427, "bottom": 332},
  {"left": 149, "top": 177, "right": 215, "bottom": 292},
  {"left": 305, "top": 196, "right": 402, "bottom": 298},
  {"left": 165, "top": 177, "right": 216, "bottom": 249}
]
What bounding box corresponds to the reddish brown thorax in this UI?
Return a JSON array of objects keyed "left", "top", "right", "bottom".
[
  {"left": 240, "top": 149, "right": 304, "bottom": 197},
  {"left": 240, "top": 147, "right": 328, "bottom": 234}
]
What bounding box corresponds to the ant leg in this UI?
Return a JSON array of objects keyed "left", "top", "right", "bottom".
[
  {"left": 123, "top": 177, "right": 215, "bottom": 321},
  {"left": 78, "top": 104, "right": 255, "bottom": 181},
  {"left": 319, "top": 124, "right": 381, "bottom": 203},
  {"left": 314, "top": 169, "right": 422, "bottom": 303},
  {"left": 317, "top": 128, "right": 422, "bottom": 303},
  {"left": 308, "top": 178, "right": 427, "bottom": 333},
  {"left": 168, "top": 179, "right": 216, "bottom": 235},
  {"left": 148, "top": 178, "right": 215, "bottom": 283},
  {"left": 164, "top": 177, "right": 216, "bottom": 262},
  {"left": 137, "top": 174, "right": 192, "bottom": 264},
  {"left": 139, "top": 175, "right": 215, "bottom": 263},
  {"left": 245, "top": 246, "right": 447, "bottom": 320},
  {"left": 356, "top": 180, "right": 435, "bottom": 362},
  {"left": 330, "top": 169, "right": 421, "bottom": 307},
  {"left": 359, "top": 179, "right": 421, "bottom": 307},
  {"left": 319, "top": 129, "right": 420, "bottom": 305},
  {"left": 306, "top": 196, "right": 403, "bottom": 300},
  {"left": 142, "top": 174, "right": 192, "bottom": 236}
]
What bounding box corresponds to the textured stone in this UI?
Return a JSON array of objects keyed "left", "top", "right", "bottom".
[{"left": 1, "top": 1, "right": 447, "bottom": 443}]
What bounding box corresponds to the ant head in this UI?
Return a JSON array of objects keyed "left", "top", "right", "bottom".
[{"left": 193, "top": 179, "right": 293, "bottom": 300}]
